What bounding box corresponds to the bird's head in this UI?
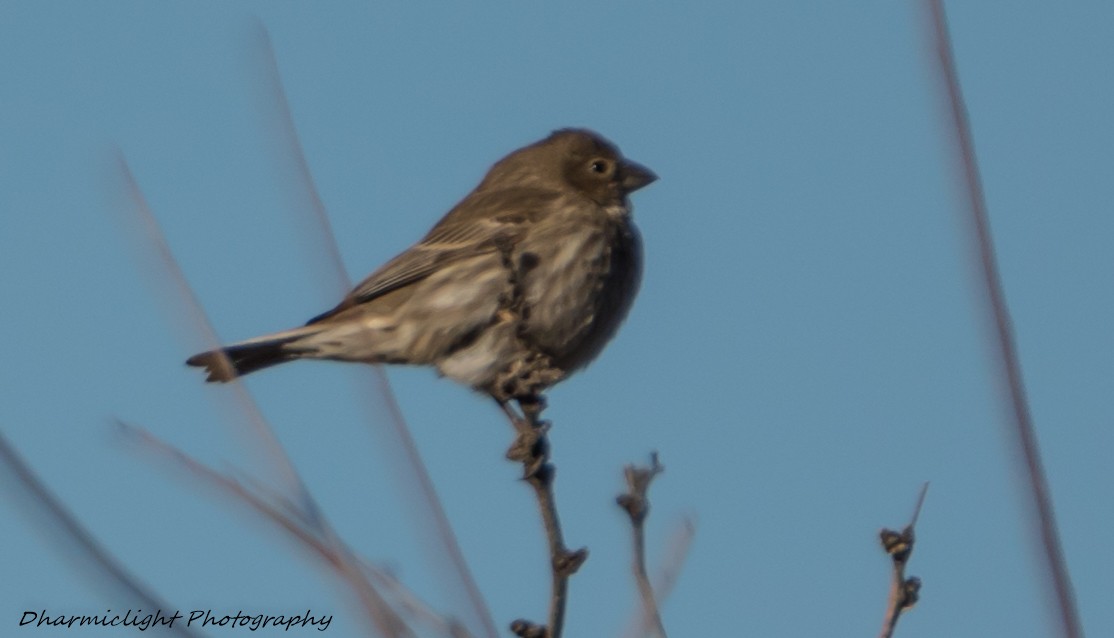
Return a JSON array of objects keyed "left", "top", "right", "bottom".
[{"left": 482, "top": 128, "right": 657, "bottom": 208}]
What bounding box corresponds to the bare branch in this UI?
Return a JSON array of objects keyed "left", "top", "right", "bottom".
[
  {"left": 877, "top": 483, "right": 928, "bottom": 638},
  {"left": 116, "top": 153, "right": 426, "bottom": 635},
  {"left": 504, "top": 401, "right": 587, "bottom": 638},
  {"left": 250, "top": 25, "right": 498, "bottom": 636},
  {"left": 118, "top": 421, "right": 417, "bottom": 637},
  {"left": 0, "top": 429, "right": 202, "bottom": 638},
  {"left": 114, "top": 152, "right": 319, "bottom": 525},
  {"left": 617, "top": 453, "right": 667, "bottom": 638},
  {"left": 250, "top": 21, "right": 349, "bottom": 298},
  {"left": 620, "top": 517, "right": 694, "bottom": 638},
  {"left": 922, "top": 3, "right": 1083, "bottom": 636},
  {"left": 651, "top": 518, "right": 695, "bottom": 603}
]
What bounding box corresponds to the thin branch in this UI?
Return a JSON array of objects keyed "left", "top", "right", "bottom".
[
  {"left": 354, "top": 375, "right": 500, "bottom": 637},
  {"left": 0, "top": 430, "right": 202, "bottom": 638},
  {"left": 649, "top": 518, "right": 695, "bottom": 607},
  {"left": 124, "top": 422, "right": 476, "bottom": 637},
  {"left": 251, "top": 21, "right": 348, "bottom": 298},
  {"left": 114, "top": 153, "right": 320, "bottom": 526},
  {"left": 116, "top": 155, "right": 418, "bottom": 633},
  {"left": 616, "top": 453, "right": 667, "bottom": 638},
  {"left": 251, "top": 24, "right": 498, "bottom": 637},
  {"left": 620, "top": 517, "right": 695, "bottom": 638},
  {"left": 118, "top": 421, "right": 417, "bottom": 638},
  {"left": 877, "top": 483, "right": 929, "bottom": 638},
  {"left": 923, "top": 3, "right": 1083, "bottom": 637},
  {"left": 362, "top": 566, "right": 479, "bottom": 638},
  {"left": 504, "top": 402, "right": 587, "bottom": 638},
  {"left": 112, "top": 26, "right": 494, "bottom": 638}
]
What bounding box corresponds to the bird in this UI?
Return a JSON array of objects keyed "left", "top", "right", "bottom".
[{"left": 187, "top": 128, "right": 656, "bottom": 414}]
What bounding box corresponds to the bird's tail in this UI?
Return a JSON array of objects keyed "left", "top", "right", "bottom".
[{"left": 186, "top": 326, "right": 323, "bottom": 382}]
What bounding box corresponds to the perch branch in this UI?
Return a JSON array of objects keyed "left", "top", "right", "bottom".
[{"left": 504, "top": 400, "right": 587, "bottom": 638}]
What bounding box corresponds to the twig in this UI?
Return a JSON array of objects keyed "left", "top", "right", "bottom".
[
  {"left": 118, "top": 421, "right": 415, "bottom": 637},
  {"left": 504, "top": 401, "right": 587, "bottom": 638},
  {"left": 0, "top": 430, "right": 202, "bottom": 638},
  {"left": 616, "top": 453, "right": 667, "bottom": 638},
  {"left": 115, "top": 153, "right": 317, "bottom": 521},
  {"left": 650, "top": 518, "right": 694, "bottom": 605},
  {"left": 117, "top": 157, "right": 421, "bottom": 634},
  {"left": 251, "top": 24, "right": 498, "bottom": 636},
  {"left": 125, "top": 419, "right": 477, "bottom": 637},
  {"left": 877, "top": 483, "right": 928, "bottom": 638},
  {"left": 620, "top": 517, "right": 694, "bottom": 638},
  {"left": 250, "top": 20, "right": 348, "bottom": 298},
  {"left": 923, "top": 3, "right": 1083, "bottom": 637}
]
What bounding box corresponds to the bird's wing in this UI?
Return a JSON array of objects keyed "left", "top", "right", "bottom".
[{"left": 306, "top": 188, "right": 559, "bottom": 325}]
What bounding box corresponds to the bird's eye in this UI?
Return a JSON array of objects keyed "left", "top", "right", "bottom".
[{"left": 590, "top": 160, "right": 610, "bottom": 174}]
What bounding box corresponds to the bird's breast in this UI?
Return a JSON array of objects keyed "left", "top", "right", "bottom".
[{"left": 517, "top": 213, "right": 642, "bottom": 371}]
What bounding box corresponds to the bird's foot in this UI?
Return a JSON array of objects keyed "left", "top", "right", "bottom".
[
  {"left": 505, "top": 419, "right": 551, "bottom": 480},
  {"left": 497, "top": 393, "right": 552, "bottom": 479},
  {"left": 493, "top": 353, "right": 563, "bottom": 406}
]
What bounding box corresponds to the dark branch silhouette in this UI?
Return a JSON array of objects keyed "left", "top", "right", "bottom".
[{"left": 923, "top": 3, "right": 1083, "bottom": 636}]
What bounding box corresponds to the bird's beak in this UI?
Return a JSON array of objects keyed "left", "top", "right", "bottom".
[{"left": 621, "top": 160, "right": 658, "bottom": 192}]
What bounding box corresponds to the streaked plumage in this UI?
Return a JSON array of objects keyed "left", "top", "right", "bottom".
[{"left": 187, "top": 128, "right": 656, "bottom": 404}]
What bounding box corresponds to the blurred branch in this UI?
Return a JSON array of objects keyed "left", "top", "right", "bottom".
[
  {"left": 616, "top": 453, "right": 667, "bottom": 638},
  {"left": 119, "top": 421, "right": 433, "bottom": 638},
  {"left": 620, "top": 517, "right": 694, "bottom": 638},
  {"left": 116, "top": 124, "right": 438, "bottom": 637},
  {"left": 877, "top": 483, "right": 928, "bottom": 638},
  {"left": 923, "top": 3, "right": 1083, "bottom": 637},
  {"left": 251, "top": 21, "right": 348, "bottom": 297},
  {"left": 504, "top": 401, "right": 587, "bottom": 638},
  {"left": 115, "top": 152, "right": 319, "bottom": 525},
  {"left": 650, "top": 518, "right": 694, "bottom": 606},
  {"left": 0, "top": 430, "right": 201, "bottom": 638},
  {"left": 251, "top": 24, "right": 498, "bottom": 636}
]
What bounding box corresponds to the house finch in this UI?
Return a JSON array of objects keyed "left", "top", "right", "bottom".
[{"left": 187, "top": 128, "right": 656, "bottom": 409}]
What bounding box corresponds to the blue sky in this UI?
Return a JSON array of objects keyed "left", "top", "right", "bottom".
[{"left": 2, "top": 2, "right": 1112, "bottom": 636}]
